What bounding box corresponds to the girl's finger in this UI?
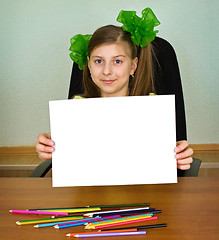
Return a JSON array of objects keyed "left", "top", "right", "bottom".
[
  {"left": 176, "top": 147, "right": 193, "bottom": 160},
  {"left": 177, "top": 157, "right": 193, "bottom": 169},
  {"left": 175, "top": 140, "right": 189, "bottom": 153}
]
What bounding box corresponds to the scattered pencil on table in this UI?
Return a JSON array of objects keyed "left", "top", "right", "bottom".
[
  {"left": 9, "top": 210, "right": 68, "bottom": 216},
  {"left": 83, "top": 206, "right": 151, "bottom": 217},
  {"left": 54, "top": 215, "right": 121, "bottom": 229},
  {"left": 86, "top": 216, "right": 158, "bottom": 230},
  {"left": 66, "top": 229, "right": 138, "bottom": 237},
  {"left": 84, "top": 213, "right": 153, "bottom": 229},
  {"left": 99, "top": 223, "right": 168, "bottom": 231},
  {"left": 28, "top": 206, "right": 101, "bottom": 211},
  {"left": 36, "top": 207, "right": 101, "bottom": 213},
  {"left": 16, "top": 216, "right": 83, "bottom": 225},
  {"left": 69, "top": 231, "right": 147, "bottom": 238}
]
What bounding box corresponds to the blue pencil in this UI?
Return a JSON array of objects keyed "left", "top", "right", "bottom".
[
  {"left": 34, "top": 220, "right": 78, "bottom": 228},
  {"left": 34, "top": 217, "right": 101, "bottom": 228},
  {"left": 54, "top": 215, "right": 120, "bottom": 229}
]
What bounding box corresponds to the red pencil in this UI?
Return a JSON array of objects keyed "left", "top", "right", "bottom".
[{"left": 88, "top": 216, "right": 158, "bottom": 229}]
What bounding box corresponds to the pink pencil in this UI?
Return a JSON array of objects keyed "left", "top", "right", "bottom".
[
  {"left": 56, "top": 215, "right": 121, "bottom": 227},
  {"left": 89, "top": 216, "right": 158, "bottom": 229},
  {"left": 9, "top": 210, "right": 67, "bottom": 216}
]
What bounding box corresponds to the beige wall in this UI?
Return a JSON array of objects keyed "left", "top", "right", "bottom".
[{"left": 0, "top": 0, "right": 218, "bottom": 146}]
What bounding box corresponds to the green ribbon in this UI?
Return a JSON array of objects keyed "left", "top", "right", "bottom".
[
  {"left": 69, "top": 34, "right": 92, "bottom": 70},
  {"left": 69, "top": 8, "right": 160, "bottom": 68},
  {"left": 116, "top": 8, "right": 160, "bottom": 47}
]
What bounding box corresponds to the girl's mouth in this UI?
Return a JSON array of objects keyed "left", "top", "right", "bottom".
[{"left": 102, "top": 80, "right": 115, "bottom": 84}]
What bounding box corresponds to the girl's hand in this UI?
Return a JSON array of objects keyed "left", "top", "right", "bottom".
[
  {"left": 175, "top": 140, "right": 193, "bottom": 170},
  {"left": 35, "top": 133, "right": 55, "bottom": 160}
]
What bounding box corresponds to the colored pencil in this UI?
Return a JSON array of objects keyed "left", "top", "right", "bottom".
[
  {"left": 85, "top": 213, "right": 153, "bottom": 228},
  {"left": 84, "top": 207, "right": 150, "bottom": 217},
  {"left": 35, "top": 218, "right": 102, "bottom": 228},
  {"left": 85, "top": 214, "right": 153, "bottom": 229},
  {"left": 88, "top": 216, "right": 158, "bottom": 229},
  {"left": 16, "top": 216, "right": 83, "bottom": 225},
  {"left": 35, "top": 220, "right": 88, "bottom": 228},
  {"left": 54, "top": 215, "right": 120, "bottom": 229},
  {"left": 114, "top": 209, "right": 162, "bottom": 216},
  {"left": 87, "top": 203, "right": 150, "bottom": 208},
  {"left": 57, "top": 215, "right": 120, "bottom": 226},
  {"left": 34, "top": 217, "right": 102, "bottom": 228},
  {"left": 37, "top": 207, "right": 100, "bottom": 213},
  {"left": 9, "top": 210, "right": 67, "bottom": 216},
  {"left": 66, "top": 229, "right": 138, "bottom": 237},
  {"left": 28, "top": 206, "right": 98, "bottom": 211},
  {"left": 100, "top": 223, "right": 167, "bottom": 231},
  {"left": 73, "top": 231, "right": 146, "bottom": 238}
]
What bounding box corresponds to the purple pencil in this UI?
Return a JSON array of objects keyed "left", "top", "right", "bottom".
[{"left": 73, "top": 231, "right": 146, "bottom": 238}]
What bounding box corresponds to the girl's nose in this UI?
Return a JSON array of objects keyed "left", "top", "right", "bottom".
[{"left": 103, "top": 62, "right": 112, "bottom": 75}]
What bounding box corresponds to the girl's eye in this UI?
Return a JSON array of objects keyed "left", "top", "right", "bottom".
[
  {"left": 95, "top": 59, "right": 103, "bottom": 64},
  {"left": 114, "top": 60, "right": 122, "bottom": 64}
]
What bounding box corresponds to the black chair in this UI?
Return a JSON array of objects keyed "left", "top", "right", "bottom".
[
  {"left": 29, "top": 158, "right": 202, "bottom": 178},
  {"left": 29, "top": 37, "right": 202, "bottom": 177},
  {"left": 29, "top": 159, "right": 52, "bottom": 177}
]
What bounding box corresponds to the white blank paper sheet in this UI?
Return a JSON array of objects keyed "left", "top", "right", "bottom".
[{"left": 49, "top": 95, "right": 177, "bottom": 187}]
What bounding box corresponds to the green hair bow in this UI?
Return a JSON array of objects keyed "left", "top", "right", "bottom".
[
  {"left": 69, "top": 34, "right": 92, "bottom": 70},
  {"left": 116, "top": 8, "right": 160, "bottom": 47},
  {"left": 69, "top": 8, "right": 160, "bottom": 69}
]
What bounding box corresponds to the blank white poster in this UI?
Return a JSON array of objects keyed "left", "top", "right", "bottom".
[{"left": 49, "top": 95, "right": 177, "bottom": 187}]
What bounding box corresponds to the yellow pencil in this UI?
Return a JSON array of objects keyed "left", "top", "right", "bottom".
[
  {"left": 85, "top": 214, "right": 153, "bottom": 229},
  {"left": 16, "top": 216, "right": 83, "bottom": 225}
]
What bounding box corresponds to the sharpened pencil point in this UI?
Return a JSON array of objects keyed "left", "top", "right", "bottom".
[
  {"left": 16, "top": 221, "right": 20, "bottom": 225},
  {"left": 9, "top": 210, "right": 12, "bottom": 213},
  {"left": 34, "top": 225, "right": 38, "bottom": 228},
  {"left": 66, "top": 233, "right": 70, "bottom": 237},
  {"left": 54, "top": 225, "right": 59, "bottom": 229}
]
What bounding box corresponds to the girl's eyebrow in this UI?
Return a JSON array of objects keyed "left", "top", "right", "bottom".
[{"left": 92, "top": 55, "right": 126, "bottom": 58}]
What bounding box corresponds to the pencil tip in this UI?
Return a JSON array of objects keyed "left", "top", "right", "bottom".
[
  {"left": 54, "top": 225, "right": 59, "bottom": 229},
  {"left": 16, "top": 221, "right": 20, "bottom": 225},
  {"left": 34, "top": 225, "right": 38, "bottom": 228},
  {"left": 9, "top": 210, "right": 12, "bottom": 213},
  {"left": 66, "top": 234, "right": 70, "bottom": 237}
]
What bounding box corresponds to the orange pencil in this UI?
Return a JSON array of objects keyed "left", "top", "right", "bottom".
[{"left": 89, "top": 216, "right": 158, "bottom": 229}]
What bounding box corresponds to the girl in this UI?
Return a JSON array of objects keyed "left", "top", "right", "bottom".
[{"left": 36, "top": 10, "right": 193, "bottom": 170}]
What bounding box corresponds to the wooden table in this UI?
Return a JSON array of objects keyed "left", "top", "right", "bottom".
[{"left": 0, "top": 177, "right": 218, "bottom": 240}]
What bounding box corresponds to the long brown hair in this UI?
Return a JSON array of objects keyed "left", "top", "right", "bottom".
[{"left": 82, "top": 25, "right": 155, "bottom": 98}]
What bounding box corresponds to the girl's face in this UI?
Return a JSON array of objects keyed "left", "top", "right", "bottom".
[{"left": 88, "top": 42, "right": 138, "bottom": 97}]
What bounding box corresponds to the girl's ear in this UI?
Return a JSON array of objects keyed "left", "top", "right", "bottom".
[{"left": 130, "top": 57, "right": 138, "bottom": 75}]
